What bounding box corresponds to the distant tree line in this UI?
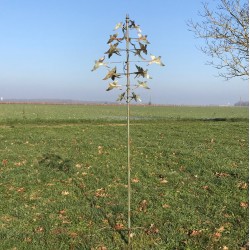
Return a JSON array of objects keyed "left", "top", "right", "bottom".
[{"left": 234, "top": 101, "right": 249, "bottom": 106}]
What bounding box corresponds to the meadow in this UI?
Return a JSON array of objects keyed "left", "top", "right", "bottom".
[{"left": 0, "top": 104, "right": 248, "bottom": 249}]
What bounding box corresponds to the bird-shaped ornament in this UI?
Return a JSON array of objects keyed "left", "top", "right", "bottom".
[
  {"left": 105, "top": 43, "right": 121, "bottom": 58},
  {"left": 116, "top": 92, "right": 126, "bottom": 102},
  {"left": 129, "top": 20, "right": 142, "bottom": 33},
  {"left": 138, "top": 34, "right": 150, "bottom": 44},
  {"left": 136, "top": 80, "right": 150, "bottom": 89},
  {"left": 134, "top": 65, "right": 152, "bottom": 79},
  {"left": 133, "top": 49, "right": 146, "bottom": 60},
  {"left": 106, "top": 81, "right": 122, "bottom": 91},
  {"left": 114, "top": 22, "right": 123, "bottom": 30},
  {"left": 103, "top": 67, "right": 121, "bottom": 81},
  {"left": 131, "top": 92, "right": 141, "bottom": 102},
  {"left": 138, "top": 42, "right": 147, "bottom": 55},
  {"left": 91, "top": 56, "right": 109, "bottom": 71},
  {"left": 107, "top": 33, "right": 124, "bottom": 44},
  {"left": 148, "top": 54, "right": 165, "bottom": 66}
]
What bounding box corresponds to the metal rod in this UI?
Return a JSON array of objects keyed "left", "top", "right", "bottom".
[
  {"left": 107, "top": 60, "right": 151, "bottom": 64},
  {"left": 125, "top": 14, "right": 131, "bottom": 249}
]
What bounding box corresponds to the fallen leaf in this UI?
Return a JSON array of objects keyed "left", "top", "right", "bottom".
[
  {"left": 24, "top": 237, "right": 32, "bottom": 243},
  {"left": 61, "top": 191, "right": 69, "bottom": 196},
  {"left": 240, "top": 202, "right": 248, "bottom": 208},
  {"left": 46, "top": 183, "right": 55, "bottom": 186},
  {"left": 132, "top": 178, "right": 140, "bottom": 183},
  {"left": 217, "top": 226, "right": 225, "bottom": 233},
  {"left": 138, "top": 200, "right": 148, "bottom": 212},
  {"left": 2, "top": 159, "right": 8, "bottom": 166},
  {"left": 114, "top": 223, "right": 124, "bottom": 230},
  {"left": 69, "top": 232, "right": 78, "bottom": 238},
  {"left": 59, "top": 210, "right": 66, "bottom": 215},
  {"left": 189, "top": 230, "right": 202, "bottom": 237},
  {"left": 179, "top": 165, "right": 186, "bottom": 171},
  {"left": 98, "top": 146, "right": 103, "bottom": 155},
  {"left": 213, "top": 232, "right": 221, "bottom": 238},
  {"left": 162, "top": 204, "right": 170, "bottom": 209},
  {"left": 51, "top": 228, "right": 67, "bottom": 235},
  {"left": 145, "top": 224, "right": 159, "bottom": 235},
  {"left": 160, "top": 179, "right": 168, "bottom": 184},
  {"left": 62, "top": 219, "right": 71, "bottom": 224},
  {"left": 215, "top": 172, "right": 230, "bottom": 177},
  {"left": 17, "top": 187, "right": 25, "bottom": 193},
  {"left": 129, "top": 233, "right": 135, "bottom": 238},
  {"left": 97, "top": 246, "right": 107, "bottom": 250},
  {"left": 231, "top": 162, "right": 238, "bottom": 167},
  {"left": 35, "top": 227, "right": 44, "bottom": 233},
  {"left": 14, "top": 162, "right": 22, "bottom": 167},
  {"left": 238, "top": 182, "right": 248, "bottom": 190},
  {"left": 75, "top": 164, "right": 82, "bottom": 168},
  {"left": 95, "top": 188, "right": 108, "bottom": 197}
]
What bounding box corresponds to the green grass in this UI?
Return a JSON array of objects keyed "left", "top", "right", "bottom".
[
  {"left": 0, "top": 104, "right": 248, "bottom": 249},
  {"left": 0, "top": 103, "right": 248, "bottom": 122}
]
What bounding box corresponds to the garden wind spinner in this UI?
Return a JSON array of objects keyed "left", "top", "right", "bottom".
[
  {"left": 91, "top": 14, "right": 164, "bottom": 247},
  {"left": 92, "top": 15, "right": 164, "bottom": 103}
]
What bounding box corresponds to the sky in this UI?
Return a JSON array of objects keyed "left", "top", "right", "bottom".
[{"left": 0, "top": 0, "right": 248, "bottom": 105}]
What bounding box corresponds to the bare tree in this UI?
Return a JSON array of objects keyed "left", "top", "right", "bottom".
[{"left": 188, "top": 0, "right": 249, "bottom": 80}]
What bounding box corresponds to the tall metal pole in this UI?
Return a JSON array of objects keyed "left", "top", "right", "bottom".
[{"left": 125, "top": 14, "right": 131, "bottom": 248}]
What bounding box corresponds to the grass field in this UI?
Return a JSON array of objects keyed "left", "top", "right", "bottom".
[{"left": 0, "top": 104, "right": 248, "bottom": 249}]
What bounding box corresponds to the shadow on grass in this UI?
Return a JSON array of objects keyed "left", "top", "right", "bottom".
[
  {"left": 72, "top": 177, "right": 129, "bottom": 245},
  {"left": 38, "top": 153, "right": 72, "bottom": 173},
  {"left": 38, "top": 153, "right": 129, "bottom": 246}
]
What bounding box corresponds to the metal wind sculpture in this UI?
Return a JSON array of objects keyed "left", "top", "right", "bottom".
[{"left": 92, "top": 14, "right": 164, "bottom": 247}]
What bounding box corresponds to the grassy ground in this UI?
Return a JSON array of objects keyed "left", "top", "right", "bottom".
[
  {"left": 0, "top": 104, "right": 248, "bottom": 249},
  {"left": 0, "top": 103, "right": 248, "bottom": 122}
]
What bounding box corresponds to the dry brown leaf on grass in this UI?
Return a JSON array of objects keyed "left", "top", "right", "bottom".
[
  {"left": 14, "top": 160, "right": 27, "bottom": 167},
  {"left": 75, "top": 163, "right": 82, "bottom": 169},
  {"left": 61, "top": 191, "right": 69, "bottom": 196},
  {"left": 237, "top": 182, "right": 248, "bottom": 190},
  {"left": 98, "top": 146, "right": 103, "bottom": 155},
  {"left": 35, "top": 227, "right": 44, "bottom": 233},
  {"left": 97, "top": 246, "right": 108, "bottom": 250},
  {"left": 95, "top": 188, "right": 108, "bottom": 197},
  {"left": 69, "top": 232, "right": 78, "bottom": 238},
  {"left": 145, "top": 224, "right": 159, "bottom": 235},
  {"left": 24, "top": 237, "right": 32, "bottom": 243},
  {"left": 17, "top": 187, "right": 25, "bottom": 193},
  {"left": 59, "top": 210, "right": 66, "bottom": 215},
  {"left": 188, "top": 229, "right": 202, "bottom": 237},
  {"left": 132, "top": 178, "right": 140, "bottom": 183},
  {"left": 114, "top": 223, "right": 124, "bottom": 230},
  {"left": 162, "top": 204, "right": 171, "bottom": 208},
  {"left": 216, "top": 226, "right": 225, "bottom": 233},
  {"left": 240, "top": 202, "right": 248, "bottom": 208},
  {"left": 202, "top": 185, "right": 209, "bottom": 190},
  {"left": 2, "top": 159, "right": 8, "bottom": 166},
  {"left": 215, "top": 172, "right": 230, "bottom": 177},
  {"left": 138, "top": 200, "right": 148, "bottom": 212},
  {"left": 213, "top": 232, "right": 222, "bottom": 238}
]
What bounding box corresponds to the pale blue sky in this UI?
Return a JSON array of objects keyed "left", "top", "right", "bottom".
[{"left": 0, "top": 0, "right": 248, "bottom": 105}]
